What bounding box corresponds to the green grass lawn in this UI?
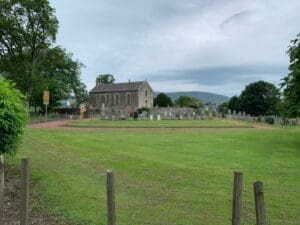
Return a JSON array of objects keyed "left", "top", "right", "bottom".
[
  {"left": 8, "top": 123, "right": 300, "bottom": 225},
  {"left": 67, "top": 118, "right": 251, "bottom": 128}
]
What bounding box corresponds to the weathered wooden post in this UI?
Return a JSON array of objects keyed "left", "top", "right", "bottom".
[
  {"left": 0, "top": 155, "right": 4, "bottom": 224},
  {"left": 232, "top": 172, "right": 243, "bottom": 225},
  {"left": 254, "top": 181, "right": 266, "bottom": 225},
  {"left": 20, "top": 158, "right": 30, "bottom": 225},
  {"left": 106, "top": 170, "right": 116, "bottom": 225}
]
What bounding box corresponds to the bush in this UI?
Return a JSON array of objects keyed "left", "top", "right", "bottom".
[
  {"left": 265, "top": 116, "right": 275, "bottom": 125},
  {"left": 137, "top": 107, "right": 150, "bottom": 114},
  {"left": 0, "top": 79, "right": 27, "bottom": 155}
]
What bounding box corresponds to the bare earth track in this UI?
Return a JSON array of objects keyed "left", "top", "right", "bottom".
[{"left": 28, "top": 119, "right": 275, "bottom": 131}]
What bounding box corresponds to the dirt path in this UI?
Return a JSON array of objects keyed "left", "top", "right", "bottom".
[
  {"left": 28, "top": 118, "right": 280, "bottom": 132},
  {"left": 27, "top": 119, "right": 261, "bottom": 132},
  {"left": 29, "top": 120, "right": 68, "bottom": 129},
  {"left": 224, "top": 119, "right": 276, "bottom": 130}
]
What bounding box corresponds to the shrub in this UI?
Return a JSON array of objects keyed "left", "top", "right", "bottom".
[
  {"left": 0, "top": 78, "right": 27, "bottom": 155},
  {"left": 265, "top": 116, "right": 275, "bottom": 125},
  {"left": 137, "top": 107, "right": 150, "bottom": 114}
]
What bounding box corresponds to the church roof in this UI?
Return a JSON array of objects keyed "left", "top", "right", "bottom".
[{"left": 89, "top": 81, "right": 145, "bottom": 93}]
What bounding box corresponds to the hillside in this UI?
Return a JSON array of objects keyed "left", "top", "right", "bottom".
[{"left": 155, "top": 91, "right": 229, "bottom": 104}]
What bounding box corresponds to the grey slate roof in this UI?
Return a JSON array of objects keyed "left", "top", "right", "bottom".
[{"left": 89, "top": 81, "right": 145, "bottom": 93}]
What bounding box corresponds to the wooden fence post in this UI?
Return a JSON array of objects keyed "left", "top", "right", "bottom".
[
  {"left": 0, "top": 155, "right": 4, "bottom": 224},
  {"left": 254, "top": 181, "right": 266, "bottom": 225},
  {"left": 232, "top": 172, "right": 243, "bottom": 225},
  {"left": 106, "top": 170, "right": 116, "bottom": 225},
  {"left": 20, "top": 158, "right": 30, "bottom": 225}
]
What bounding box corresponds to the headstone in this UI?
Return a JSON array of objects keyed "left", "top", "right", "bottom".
[
  {"left": 164, "top": 111, "right": 168, "bottom": 117},
  {"left": 141, "top": 111, "right": 148, "bottom": 119},
  {"left": 238, "top": 111, "right": 242, "bottom": 118},
  {"left": 149, "top": 115, "right": 153, "bottom": 120},
  {"left": 228, "top": 109, "right": 232, "bottom": 118},
  {"left": 157, "top": 115, "right": 161, "bottom": 120},
  {"left": 274, "top": 116, "right": 279, "bottom": 125}
]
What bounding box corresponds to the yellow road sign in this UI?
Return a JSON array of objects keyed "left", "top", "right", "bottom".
[{"left": 43, "top": 91, "right": 49, "bottom": 105}]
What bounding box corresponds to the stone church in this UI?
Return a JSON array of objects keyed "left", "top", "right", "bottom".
[{"left": 89, "top": 78, "right": 154, "bottom": 113}]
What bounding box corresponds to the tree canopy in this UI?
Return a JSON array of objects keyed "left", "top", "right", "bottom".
[
  {"left": 0, "top": 0, "right": 87, "bottom": 110},
  {"left": 281, "top": 33, "right": 300, "bottom": 117},
  {"left": 227, "top": 95, "right": 240, "bottom": 111},
  {"left": 175, "top": 96, "right": 203, "bottom": 109},
  {"left": 0, "top": 78, "right": 27, "bottom": 154},
  {"left": 96, "top": 74, "right": 115, "bottom": 84},
  {"left": 218, "top": 101, "right": 229, "bottom": 114},
  {"left": 239, "top": 81, "right": 280, "bottom": 116},
  {"left": 154, "top": 93, "right": 173, "bottom": 107}
]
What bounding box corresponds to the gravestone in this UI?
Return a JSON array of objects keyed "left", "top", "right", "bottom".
[
  {"left": 149, "top": 115, "right": 153, "bottom": 120},
  {"left": 164, "top": 111, "right": 168, "bottom": 118},
  {"left": 238, "top": 111, "right": 242, "bottom": 118},
  {"left": 157, "top": 115, "right": 161, "bottom": 120}
]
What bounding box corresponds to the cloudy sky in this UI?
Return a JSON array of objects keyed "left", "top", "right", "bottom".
[{"left": 50, "top": 0, "right": 300, "bottom": 96}]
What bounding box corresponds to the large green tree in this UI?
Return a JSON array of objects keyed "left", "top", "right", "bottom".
[
  {"left": 31, "top": 47, "right": 87, "bottom": 109},
  {"left": 0, "top": 0, "right": 58, "bottom": 96},
  {"left": 281, "top": 33, "right": 300, "bottom": 117},
  {"left": 175, "top": 96, "right": 203, "bottom": 109},
  {"left": 154, "top": 93, "right": 173, "bottom": 107},
  {"left": 0, "top": 0, "right": 87, "bottom": 110},
  {"left": 239, "top": 81, "right": 280, "bottom": 116}
]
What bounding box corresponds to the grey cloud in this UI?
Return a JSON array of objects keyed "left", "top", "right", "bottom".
[
  {"left": 220, "top": 10, "right": 253, "bottom": 29},
  {"left": 148, "top": 64, "right": 288, "bottom": 85},
  {"left": 50, "top": 0, "right": 300, "bottom": 95}
]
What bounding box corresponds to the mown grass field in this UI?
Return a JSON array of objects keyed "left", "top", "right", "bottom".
[{"left": 8, "top": 120, "right": 300, "bottom": 225}]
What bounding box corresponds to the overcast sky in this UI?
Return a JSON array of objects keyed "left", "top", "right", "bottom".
[{"left": 50, "top": 0, "right": 300, "bottom": 96}]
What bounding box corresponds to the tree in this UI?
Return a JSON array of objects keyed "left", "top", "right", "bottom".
[
  {"left": 96, "top": 74, "right": 115, "bottom": 84},
  {"left": 154, "top": 93, "right": 173, "bottom": 107},
  {"left": 281, "top": 33, "right": 300, "bottom": 117},
  {"left": 34, "top": 46, "right": 87, "bottom": 109},
  {"left": 0, "top": 0, "right": 87, "bottom": 110},
  {"left": 228, "top": 95, "right": 240, "bottom": 111},
  {"left": 218, "top": 101, "right": 229, "bottom": 114},
  {"left": 0, "top": 78, "right": 27, "bottom": 154},
  {"left": 239, "top": 81, "right": 280, "bottom": 116},
  {"left": 175, "top": 96, "right": 203, "bottom": 108},
  {"left": 0, "top": 0, "right": 59, "bottom": 100}
]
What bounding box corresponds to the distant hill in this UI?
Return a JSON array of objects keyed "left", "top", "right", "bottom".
[{"left": 154, "top": 91, "right": 229, "bottom": 105}]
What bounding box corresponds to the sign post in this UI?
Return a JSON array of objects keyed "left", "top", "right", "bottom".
[{"left": 43, "top": 91, "right": 49, "bottom": 121}]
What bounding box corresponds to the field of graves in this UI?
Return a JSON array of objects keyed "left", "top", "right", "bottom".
[{"left": 7, "top": 119, "right": 300, "bottom": 225}]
